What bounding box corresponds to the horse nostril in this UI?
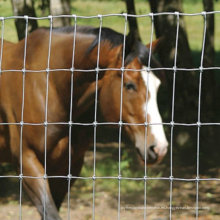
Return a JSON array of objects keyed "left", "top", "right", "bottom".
[{"left": 148, "top": 145, "right": 158, "bottom": 162}]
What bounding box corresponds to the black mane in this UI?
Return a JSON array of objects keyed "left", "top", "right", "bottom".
[
  {"left": 53, "top": 25, "right": 124, "bottom": 50},
  {"left": 52, "top": 25, "right": 160, "bottom": 68}
]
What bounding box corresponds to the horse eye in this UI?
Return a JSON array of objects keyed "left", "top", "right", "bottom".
[{"left": 124, "top": 82, "right": 137, "bottom": 91}]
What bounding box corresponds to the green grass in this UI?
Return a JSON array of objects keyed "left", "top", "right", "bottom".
[
  {"left": 1, "top": 0, "right": 220, "bottom": 51},
  {"left": 74, "top": 148, "right": 162, "bottom": 197},
  {"left": 0, "top": 0, "right": 220, "bottom": 193}
]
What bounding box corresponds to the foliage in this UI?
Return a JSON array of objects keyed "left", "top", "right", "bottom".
[
  {"left": 76, "top": 148, "right": 162, "bottom": 196},
  {"left": 0, "top": 0, "right": 219, "bottom": 178}
]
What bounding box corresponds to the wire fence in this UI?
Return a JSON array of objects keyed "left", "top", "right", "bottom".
[{"left": 0, "top": 12, "right": 220, "bottom": 220}]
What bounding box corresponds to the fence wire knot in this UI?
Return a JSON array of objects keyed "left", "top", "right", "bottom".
[
  {"left": 174, "top": 11, "right": 180, "bottom": 18},
  {"left": 149, "top": 13, "right": 154, "bottom": 20},
  {"left": 122, "top": 13, "right": 128, "bottom": 20},
  {"left": 173, "top": 66, "right": 177, "bottom": 72},
  {"left": 169, "top": 176, "right": 174, "bottom": 182},
  {"left": 201, "top": 11, "right": 207, "bottom": 17},
  {"left": 120, "top": 67, "right": 125, "bottom": 72},
  {"left": 24, "top": 15, "right": 28, "bottom": 21},
  {"left": 48, "top": 15, "right": 53, "bottom": 20},
  {"left": 43, "top": 174, "right": 48, "bottom": 180},
  {"left": 97, "top": 14, "right": 103, "bottom": 20},
  {"left": 19, "top": 174, "right": 23, "bottom": 180},
  {"left": 199, "top": 66, "right": 204, "bottom": 72},
  {"left": 93, "top": 121, "right": 97, "bottom": 127},
  {"left": 67, "top": 174, "right": 72, "bottom": 180}
]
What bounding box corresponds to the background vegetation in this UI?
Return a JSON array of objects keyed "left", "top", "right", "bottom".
[{"left": 0, "top": 0, "right": 220, "bottom": 218}]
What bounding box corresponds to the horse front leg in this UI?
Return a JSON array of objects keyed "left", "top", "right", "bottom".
[
  {"left": 48, "top": 132, "right": 90, "bottom": 211},
  {"left": 48, "top": 136, "right": 85, "bottom": 210},
  {"left": 49, "top": 156, "right": 84, "bottom": 210},
  {"left": 22, "top": 148, "right": 61, "bottom": 220}
]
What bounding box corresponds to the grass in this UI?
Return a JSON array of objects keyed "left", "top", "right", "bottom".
[
  {"left": 77, "top": 147, "right": 162, "bottom": 196},
  {"left": 0, "top": 0, "right": 220, "bottom": 201},
  {"left": 1, "top": 0, "right": 220, "bottom": 51}
]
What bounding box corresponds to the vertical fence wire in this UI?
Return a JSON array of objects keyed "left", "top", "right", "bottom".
[
  {"left": 0, "top": 17, "right": 4, "bottom": 76},
  {"left": 196, "top": 11, "right": 207, "bottom": 219},
  {"left": 66, "top": 14, "right": 77, "bottom": 220},
  {"left": 92, "top": 14, "right": 103, "bottom": 220},
  {"left": 169, "top": 11, "right": 180, "bottom": 220},
  {"left": 43, "top": 15, "right": 53, "bottom": 220},
  {"left": 117, "top": 13, "right": 128, "bottom": 220},
  {"left": 143, "top": 12, "right": 155, "bottom": 220},
  {"left": 18, "top": 15, "right": 29, "bottom": 220}
]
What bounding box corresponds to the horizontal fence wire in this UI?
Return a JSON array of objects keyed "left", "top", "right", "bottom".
[{"left": 0, "top": 11, "right": 219, "bottom": 220}]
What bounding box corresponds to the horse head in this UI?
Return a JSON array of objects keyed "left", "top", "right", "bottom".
[{"left": 77, "top": 36, "right": 168, "bottom": 165}]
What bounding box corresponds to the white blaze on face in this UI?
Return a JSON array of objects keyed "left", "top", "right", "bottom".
[{"left": 141, "top": 68, "right": 168, "bottom": 155}]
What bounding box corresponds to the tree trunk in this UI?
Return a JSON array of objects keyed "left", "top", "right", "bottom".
[
  {"left": 203, "top": 0, "right": 215, "bottom": 68},
  {"left": 201, "top": 0, "right": 215, "bottom": 121},
  {"left": 149, "top": 0, "right": 219, "bottom": 170},
  {"left": 149, "top": 0, "right": 193, "bottom": 68},
  {"left": 125, "top": 0, "right": 141, "bottom": 41},
  {"left": 40, "top": 0, "right": 50, "bottom": 16},
  {"left": 50, "top": 0, "right": 71, "bottom": 27},
  {"left": 11, "top": 0, "right": 38, "bottom": 40},
  {"left": 149, "top": 0, "right": 200, "bottom": 168},
  {"left": 200, "top": 0, "right": 219, "bottom": 169}
]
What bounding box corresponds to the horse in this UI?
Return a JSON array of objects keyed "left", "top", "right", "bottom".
[{"left": 0, "top": 25, "right": 168, "bottom": 220}]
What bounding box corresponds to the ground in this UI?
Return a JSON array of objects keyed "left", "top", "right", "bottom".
[{"left": 0, "top": 147, "right": 219, "bottom": 220}]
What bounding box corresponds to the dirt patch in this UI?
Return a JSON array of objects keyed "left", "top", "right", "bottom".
[{"left": 0, "top": 149, "right": 219, "bottom": 220}]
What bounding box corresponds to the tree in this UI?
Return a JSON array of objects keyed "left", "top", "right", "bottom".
[
  {"left": 125, "top": 0, "right": 141, "bottom": 42},
  {"left": 11, "top": 0, "right": 71, "bottom": 40},
  {"left": 203, "top": 0, "right": 215, "bottom": 68},
  {"left": 147, "top": 0, "right": 206, "bottom": 169},
  {"left": 200, "top": 0, "right": 220, "bottom": 169},
  {"left": 147, "top": 0, "right": 219, "bottom": 169},
  {"left": 50, "top": 0, "right": 71, "bottom": 27},
  {"left": 11, "top": 0, "right": 38, "bottom": 40}
]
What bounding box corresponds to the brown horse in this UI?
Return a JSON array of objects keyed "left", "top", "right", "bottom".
[{"left": 0, "top": 26, "right": 168, "bottom": 219}]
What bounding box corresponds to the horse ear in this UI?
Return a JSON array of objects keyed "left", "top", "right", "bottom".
[
  {"left": 125, "top": 32, "right": 136, "bottom": 58},
  {"left": 77, "top": 80, "right": 103, "bottom": 114},
  {"left": 146, "top": 37, "right": 167, "bottom": 84},
  {"left": 146, "top": 37, "right": 164, "bottom": 53}
]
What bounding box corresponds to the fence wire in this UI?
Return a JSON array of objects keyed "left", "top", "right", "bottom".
[{"left": 0, "top": 12, "right": 220, "bottom": 220}]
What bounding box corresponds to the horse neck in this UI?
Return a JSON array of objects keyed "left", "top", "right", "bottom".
[
  {"left": 74, "top": 42, "right": 122, "bottom": 85},
  {"left": 87, "top": 42, "right": 122, "bottom": 68}
]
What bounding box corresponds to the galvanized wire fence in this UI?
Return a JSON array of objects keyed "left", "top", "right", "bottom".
[{"left": 0, "top": 12, "right": 220, "bottom": 220}]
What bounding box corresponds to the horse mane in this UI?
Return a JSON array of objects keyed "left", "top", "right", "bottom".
[
  {"left": 44, "top": 25, "right": 161, "bottom": 68},
  {"left": 53, "top": 25, "right": 124, "bottom": 51}
]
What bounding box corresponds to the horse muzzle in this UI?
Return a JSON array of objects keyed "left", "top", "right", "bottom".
[{"left": 135, "top": 142, "right": 168, "bottom": 165}]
